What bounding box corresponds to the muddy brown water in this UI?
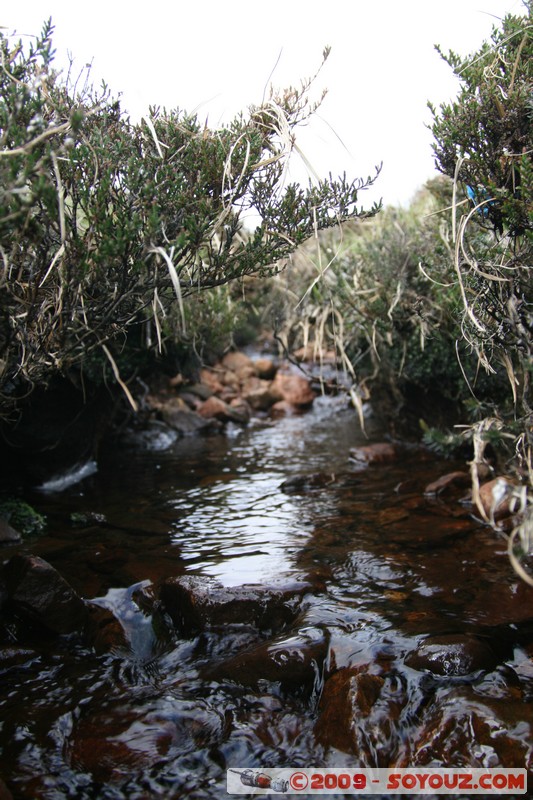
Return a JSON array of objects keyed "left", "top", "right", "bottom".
[{"left": 1, "top": 395, "right": 533, "bottom": 799}]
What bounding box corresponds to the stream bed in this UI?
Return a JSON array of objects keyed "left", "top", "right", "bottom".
[{"left": 1, "top": 394, "right": 533, "bottom": 798}]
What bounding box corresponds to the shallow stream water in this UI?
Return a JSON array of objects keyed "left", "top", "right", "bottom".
[{"left": 1, "top": 394, "right": 533, "bottom": 798}]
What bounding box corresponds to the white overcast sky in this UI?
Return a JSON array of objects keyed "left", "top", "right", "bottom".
[{"left": 3, "top": 0, "right": 526, "bottom": 208}]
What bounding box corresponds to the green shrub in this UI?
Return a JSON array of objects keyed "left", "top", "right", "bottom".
[{"left": 0, "top": 23, "right": 380, "bottom": 416}]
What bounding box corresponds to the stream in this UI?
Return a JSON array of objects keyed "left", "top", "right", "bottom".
[{"left": 1, "top": 392, "right": 533, "bottom": 798}]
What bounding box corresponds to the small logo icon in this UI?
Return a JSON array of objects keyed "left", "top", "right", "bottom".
[{"left": 229, "top": 769, "right": 289, "bottom": 793}]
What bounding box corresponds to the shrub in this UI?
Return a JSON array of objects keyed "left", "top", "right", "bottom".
[{"left": 0, "top": 22, "right": 380, "bottom": 416}]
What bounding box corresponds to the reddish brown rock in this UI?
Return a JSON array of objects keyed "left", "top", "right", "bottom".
[
  {"left": 221, "top": 370, "right": 241, "bottom": 391},
  {"left": 241, "top": 376, "right": 281, "bottom": 411},
  {"left": 204, "top": 627, "right": 329, "bottom": 698},
  {"left": 253, "top": 358, "right": 277, "bottom": 380},
  {"left": 221, "top": 351, "right": 254, "bottom": 373},
  {"left": 197, "top": 395, "right": 248, "bottom": 424},
  {"left": 396, "top": 684, "right": 531, "bottom": 769},
  {"left": 199, "top": 368, "right": 225, "bottom": 395},
  {"left": 229, "top": 397, "right": 252, "bottom": 424},
  {"left": 405, "top": 634, "right": 499, "bottom": 676},
  {"left": 158, "top": 575, "right": 312, "bottom": 636},
  {"left": 349, "top": 442, "right": 400, "bottom": 466},
  {"left": 70, "top": 701, "right": 227, "bottom": 782},
  {"left": 269, "top": 400, "right": 296, "bottom": 417},
  {"left": 3, "top": 554, "right": 89, "bottom": 635},
  {"left": 424, "top": 471, "right": 471, "bottom": 496},
  {"left": 314, "top": 667, "right": 386, "bottom": 754},
  {"left": 271, "top": 372, "right": 315, "bottom": 407},
  {"left": 466, "top": 577, "right": 533, "bottom": 627}
]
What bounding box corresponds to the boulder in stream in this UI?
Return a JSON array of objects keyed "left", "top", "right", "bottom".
[
  {"left": 405, "top": 634, "right": 500, "bottom": 676},
  {"left": 3, "top": 554, "right": 89, "bottom": 635},
  {"left": 158, "top": 575, "right": 313, "bottom": 636}
]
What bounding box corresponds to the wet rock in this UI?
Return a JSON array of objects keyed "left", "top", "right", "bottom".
[
  {"left": 0, "top": 645, "right": 38, "bottom": 673},
  {"left": 158, "top": 576, "right": 312, "bottom": 636},
  {"left": 349, "top": 442, "right": 401, "bottom": 466},
  {"left": 241, "top": 376, "right": 280, "bottom": 411},
  {"left": 3, "top": 554, "right": 89, "bottom": 635},
  {"left": 271, "top": 372, "right": 315, "bottom": 408},
  {"left": 466, "top": 577, "right": 533, "bottom": 627},
  {"left": 85, "top": 602, "right": 129, "bottom": 655},
  {"left": 198, "top": 395, "right": 245, "bottom": 424},
  {"left": 204, "top": 626, "right": 329, "bottom": 698},
  {"left": 199, "top": 367, "right": 225, "bottom": 395},
  {"left": 0, "top": 517, "right": 21, "bottom": 544},
  {"left": 424, "top": 471, "right": 471, "bottom": 496},
  {"left": 228, "top": 397, "right": 252, "bottom": 424},
  {"left": 396, "top": 683, "right": 532, "bottom": 768},
  {"left": 405, "top": 634, "right": 499, "bottom": 676},
  {"left": 70, "top": 700, "right": 229, "bottom": 782},
  {"left": 315, "top": 666, "right": 407, "bottom": 759},
  {"left": 161, "top": 405, "right": 217, "bottom": 434},
  {"left": 280, "top": 473, "right": 336, "bottom": 493},
  {"left": 253, "top": 357, "right": 277, "bottom": 380}
]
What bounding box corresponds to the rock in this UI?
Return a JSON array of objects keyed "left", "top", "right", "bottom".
[
  {"left": 241, "top": 377, "right": 280, "bottom": 411},
  {"left": 405, "top": 634, "right": 499, "bottom": 676},
  {"left": 477, "top": 477, "right": 521, "bottom": 520},
  {"left": 85, "top": 602, "right": 130, "bottom": 655},
  {"left": 314, "top": 667, "right": 389, "bottom": 755},
  {"left": 271, "top": 372, "right": 315, "bottom": 408},
  {"left": 424, "top": 471, "right": 471, "bottom": 496},
  {"left": 0, "top": 518, "right": 21, "bottom": 544},
  {"left": 3, "top": 554, "right": 89, "bottom": 635},
  {"left": 69, "top": 699, "right": 229, "bottom": 782},
  {"left": 198, "top": 395, "right": 244, "bottom": 423},
  {"left": 228, "top": 397, "right": 252, "bottom": 424},
  {"left": 0, "top": 645, "right": 38, "bottom": 673},
  {"left": 158, "top": 576, "right": 312, "bottom": 636},
  {"left": 221, "top": 370, "right": 241, "bottom": 391},
  {"left": 199, "top": 368, "right": 225, "bottom": 395},
  {"left": 204, "top": 626, "right": 329, "bottom": 698},
  {"left": 280, "top": 473, "right": 336, "bottom": 493},
  {"left": 397, "top": 683, "right": 531, "bottom": 768},
  {"left": 349, "top": 442, "right": 400, "bottom": 466},
  {"left": 221, "top": 351, "right": 254, "bottom": 373},
  {"left": 253, "top": 358, "right": 277, "bottom": 380},
  {"left": 234, "top": 364, "right": 257, "bottom": 381},
  {"left": 161, "top": 406, "right": 216, "bottom": 434},
  {"left": 269, "top": 400, "right": 296, "bottom": 418},
  {"left": 465, "top": 577, "right": 533, "bottom": 627}
]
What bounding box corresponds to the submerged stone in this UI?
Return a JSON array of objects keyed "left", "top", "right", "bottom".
[{"left": 204, "top": 626, "right": 329, "bottom": 698}]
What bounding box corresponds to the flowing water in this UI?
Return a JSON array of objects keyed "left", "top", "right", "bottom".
[{"left": 1, "top": 394, "right": 533, "bottom": 799}]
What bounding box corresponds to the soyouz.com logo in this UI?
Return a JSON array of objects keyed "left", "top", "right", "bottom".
[{"left": 227, "top": 767, "right": 527, "bottom": 794}]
